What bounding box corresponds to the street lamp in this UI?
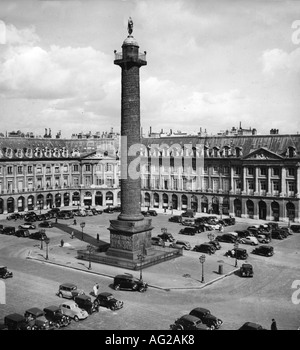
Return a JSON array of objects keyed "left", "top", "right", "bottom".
[
  {"left": 199, "top": 254, "right": 206, "bottom": 283},
  {"left": 87, "top": 244, "right": 94, "bottom": 270},
  {"left": 80, "top": 222, "right": 85, "bottom": 241},
  {"left": 44, "top": 237, "right": 50, "bottom": 260},
  {"left": 40, "top": 236, "right": 44, "bottom": 250},
  {"left": 234, "top": 242, "right": 239, "bottom": 267}
]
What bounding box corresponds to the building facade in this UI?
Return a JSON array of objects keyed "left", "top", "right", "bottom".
[{"left": 0, "top": 133, "right": 299, "bottom": 224}]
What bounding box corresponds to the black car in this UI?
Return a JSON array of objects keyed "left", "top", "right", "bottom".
[
  {"left": 2, "top": 226, "right": 16, "bottom": 235},
  {"left": 252, "top": 245, "right": 274, "bottom": 257},
  {"left": 225, "top": 248, "right": 248, "bottom": 260},
  {"left": 240, "top": 263, "right": 254, "bottom": 277},
  {"left": 15, "top": 229, "right": 30, "bottom": 237},
  {"left": 103, "top": 206, "right": 115, "bottom": 213},
  {"left": 143, "top": 209, "right": 157, "bottom": 216},
  {"left": 6, "top": 213, "right": 23, "bottom": 220},
  {"left": 271, "top": 230, "right": 285, "bottom": 240},
  {"left": 181, "top": 209, "right": 195, "bottom": 218},
  {"left": 235, "top": 230, "right": 252, "bottom": 238},
  {"left": 238, "top": 322, "right": 267, "bottom": 330},
  {"left": 0, "top": 266, "right": 13, "bottom": 279},
  {"left": 38, "top": 221, "right": 53, "bottom": 228},
  {"left": 74, "top": 295, "right": 99, "bottom": 315},
  {"left": 94, "top": 292, "right": 124, "bottom": 311},
  {"left": 179, "top": 227, "right": 197, "bottom": 236},
  {"left": 290, "top": 224, "right": 300, "bottom": 233},
  {"left": 158, "top": 232, "right": 175, "bottom": 242},
  {"left": 223, "top": 217, "right": 236, "bottom": 225},
  {"left": 189, "top": 307, "right": 223, "bottom": 329},
  {"left": 208, "top": 240, "right": 221, "bottom": 250},
  {"left": 170, "top": 314, "right": 212, "bottom": 330},
  {"left": 43, "top": 305, "right": 71, "bottom": 328},
  {"left": 216, "top": 234, "right": 237, "bottom": 243},
  {"left": 193, "top": 243, "right": 216, "bottom": 255},
  {"left": 24, "top": 307, "right": 55, "bottom": 330},
  {"left": 29, "top": 231, "right": 48, "bottom": 240},
  {"left": 168, "top": 215, "right": 182, "bottom": 223},
  {"left": 4, "top": 313, "right": 31, "bottom": 330},
  {"left": 113, "top": 274, "right": 148, "bottom": 292}
]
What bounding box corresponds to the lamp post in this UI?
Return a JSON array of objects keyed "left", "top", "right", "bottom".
[
  {"left": 87, "top": 244, "right": 94, "bottom": 270},
  {"left": 234, "top": 242, "right": 239, "bottom": 267},
  {"left": 40, "top": 229, "right": 45, "bottom": 249},
  {"left": 44, "top": 237, "right": 50, "bottom": 260},
  {"left": 199, "top": 254, "right": 206, "bottom": 283},
  {"left": 80, "top": 222, "right": 85, "bottom": 241}
]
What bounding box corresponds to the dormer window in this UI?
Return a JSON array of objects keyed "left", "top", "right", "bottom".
[
  {"left": 16, "top": 149, "right": 23, "bottom": 158},
  {"left": 287, "top": 146, "right": 296, "bottom": 158},
  {"left": 5, "top": 148, "right": 13, "bottom": 158}
]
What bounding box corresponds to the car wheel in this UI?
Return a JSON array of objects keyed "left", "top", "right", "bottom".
[
  {"left": 74, "top": 316, "right": 79, "bottom": 322},
  {"left": 210, "top": 325, "right": 215, "bottom": 330},
  {"left": 111, "top": 305, "right": 116, "bottom": 311},
  {"left": 114, "top": 284, "right": 120, "bottom": 291},
  {"left": 31, "top": 326, "right": 36, "bottom": 330},
  {"left": 139, "top": 287, "right": 146, "bottom": 293},
  {"left": 175, "top": 325, "right": 184, "bottom": 330},
  {"left": 55, "top": 323, "right": 60, "bottom": 329},
  {"left": 58, "top": 292, "right": 63, "bottom": 298}
]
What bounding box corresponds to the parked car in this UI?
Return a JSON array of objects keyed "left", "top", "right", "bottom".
[
  {"left": 179, "top": 227, "right": 197, "bottom": 236},
  {"left": 225, "top": 248, "right": 248, "bottom": 260},
  {"left": 216, "top": 234, "right": 237, "bottom": 243},
  {"left": 256, "top": 234, "right": 270, "bottom": 244},
  {"left": 19, "top": 222, "right": 36, "bottom": 230},
  {"left": 151, "top": 236, "right": 164, "bottom": 246},
  {"left": 271, "top": 230, "right": 285, "bottom": 240},
  {"left": 170, "top": 314, "right": 212, "bottom": 330},
  {"left": 279, "top": 226, "right": 293, "bottom": 235},
  {"left": 208, "top": 240, "right": 221, "bottom": 250},
  {"left": 222, "top": 217, "right": 236, "bottom": 225},
  {"left": 4, "top": 313, "right": 31, "bottom": 330},
  {"left": 43, "top": 305, "right": 71, "bottom": 328},
  {"left": 2, "top": 226, "right": 16, "bottom": 235},
  {"left": 189, "top": 307, "right": 223, "bottom": 329},
  {"left": 6, "top": 213, "right": 23, "bottom": 220},
  {"left": 238, "top": 322, "right": 267, "bottom": 330},
  {"left": 56, "top": 283, "right": 85, "bottom": 299},
  {"left": 37, "top": 214, "right": 50, "bottom": 221},
  {"left": 24, "top": 307, "right": 54, "bottom": 330},
  {"left": 240, "top": 263, "right": 254, "bottom": 277},
  {"left": 146, "top": 209, "right": 157, "bottom": 216},
  {"left": 170, "top": 240, "right": 192, "bottom": 250},
  {"left": 238, "top": 236, "right": 259, "bottom": 246},
  {"left": 15, "top": 229, "right": 30, "bottom": 237},
  {"left": 181, "top": 218, "right": 195, "bottom": 226},
  {"left": 74, "top": 295, "right": 99, "bottom": 315},
  {"left": 158, "top": 232, "right": 175, "bottom": 242},
  {"left": 290, "top": 224, "right": 300, "bottom": 233},
  {"left": 235, "top": 230, "right": 252, "bottom": 238},
  {"left": 38, "top": 221, "right": 53, "bottom": 228},
  {"left": 252, "top": 245, "right": 274, "bottom": 257},
  {"left": 193, "top": 243, "right": 216, "bottom": 255},
  {"left": 181, "top": 209, "right": 195, "bottom": 218},
  {"left": 29, "top": 231, "right": 48, "bottom": 240},
  {"left": 113, "top": 274, "right": 148, "bottom": 292},
  {"left": 59, "top": 301, "right": 89, "bottom": 321},
  {"left": 267, "top": 222, "right": 279, "bottom": 230},
  {"left": 94, "top": 292, "right": 124, "bottom": 311},
  {"left": 0, "top": 266, "right": 13, "bottom": 279},
  {"left": 168, "top": 215, "right": 182, "bottom": 223}
]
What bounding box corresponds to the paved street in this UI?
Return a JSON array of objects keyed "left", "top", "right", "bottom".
[{"left": 0, "top": 209, "right": 300, "bottom": 330}]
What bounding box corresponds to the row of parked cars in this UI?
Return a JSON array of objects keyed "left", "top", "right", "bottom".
[{"left": 0, "top": 223, "right": 49, "bottom": 240}]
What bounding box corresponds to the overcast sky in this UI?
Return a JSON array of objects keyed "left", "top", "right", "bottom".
[{"left": 0, "top": 0, "right": 299, "bottom": 138}]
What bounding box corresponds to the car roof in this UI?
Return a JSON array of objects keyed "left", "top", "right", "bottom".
[
  {"left": 191, "top": 307, "right": 210, "bottom": 314},
  {"left": 43, "top": 305, "right": 60, "bottom": 312},
  {"left": 25, "top": 307, "right": 44, "bottom": 315},
  {"left": 5, "top": 313, "right": 25, "bottom": 322},
  {"left": 180, "top": 314, "right": 200, "bottom": 322},
  {"left": 98, "top": 292, "right": 113, "bottom": 297},
  {"left": 260, "top": 245, "right": 273, "bottom": 249},
  {"left": 115, "top": 273, "right": 134, "bottom": 279},
  {"left": 0, "top": 266, "right": 8, "bottom": 269},
  {"left": 242, "top": 263, "right": 253, "bottom": 268},
  {"left": 61, "top": 300, "right": 77, "bottom": 306},
  {"left": 60, "top": 283, "right": 77, "bottom": 288},
  {"left": 75, "top": 294, "right": 90, "bottom": 300},
  {"left": 241, "top": 321, "right": 262, "bottom": 329}
]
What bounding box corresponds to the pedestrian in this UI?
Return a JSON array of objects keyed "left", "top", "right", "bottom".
[
  {"left": 96, "top": 233, "right": 99, "bottom": 242},
  {"left": 93, "top": 283, "right": 99, "bottom": 296},
  {"left": 271, "top": 318, "right": 277, "bottom": 330},
  {"left": 55, "top": 217, "right": 58, "bottom": 223},
  {"left": 60, "top": 239, "right": 64, "bottom": 247},
  {"left": 71, "top": 231, "right": 74, "bottom": 239},
  {"left": 73, "top": 219, "right": 77, "bottom": 225}
]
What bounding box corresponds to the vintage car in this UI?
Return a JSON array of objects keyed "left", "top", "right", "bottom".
[
  {"left": 290, "top": 224, "right": 300, "bottom": 233},
  {"left": 151, "top": 236, "right": 164, "bottom": 246},
  {"left": 256, "top": 234, "right": 271, "bottom": 244},
  {"left": 193, "top": 243, "right": 216, "bottom": 255},
  {"left": 181, "top": 209, "right": 195, "bottom": 218},
  {"left": 6, "top": 213, "right": 23, "bottom": 220},
  {"left": 29, "top": 231, "right": 48, "bottom": 240},
  {"left": 240, "top": 263, "right": 254, "bottom": 277},
  {"left": 238, "top": 322, "right": 267, "bottom": 330},
  {"left": 168, "top": 215, "right": 182, "bottom": 223},
  {"left": 0, "top": 266, "right": 13, "bottom": 279},
  {"left": 170, "top": 240, "right": 192, "bottom": 250},
  {"left": 181, "top": 218, "right": 195, "bottom": 227},
  {"left": 43, "top": 305, "right": 71, "bottom": 328},
  {"left": 225, "top": 248, "right": 248, "bottom": 260},
  {"left": 24, "top": 307, "right": 55, "bottom": 330},
  {"left": 252, "top": 245, "right": 274, "bottom": 257},
  {"left": 170, "top": 314, "right": 212, "bottom": 330},
  {"left": 189, "top": 307, "right": 223, "bottom": 329},
  {"left": 4, "top": 313, "right": 31, "bottom": 330},
  {"left": 59, "top": 300, "right": 89, "bottom": 321},
  {"left": 216, "top": 234, "right": 238, "bottom": 243},
  {"left": 94, "top": 292, "right": 124, "bottom": 311},
  {"left": 14, "top": 229, "right": 30, "bottom": 237},
  {"left": 38, "top": 221, "right": 53, "bottom": 228},
  {"left": 238, "top": 236, "right": 259, "bottom": 246},
  {"left": 179, "top": 227, "right": 197, "bottom": 236},
  {"left": 74, "top": 295, "right": 99, "bottom": 315},
  {"left": 2, "top": 226, "right": 16, "bottom": 235},
  {"left": 19, "top": 222, "right": 36, "bottom": 230},
  {"left": 56, "top": 283, "right": 85, "bottom": 299},
  {"left": 158, "top": 232, "right": 175, "bottom": 242},
  {"left": 113, "top": 274, "right": 148, "bottom": 292},
  {"left": 207, "top": 240, "right": 221, "bottom": 250}
]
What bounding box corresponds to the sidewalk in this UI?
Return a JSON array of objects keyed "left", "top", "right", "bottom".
[{"left": 26, "top": 231, "right": 240, "bottom": 291}]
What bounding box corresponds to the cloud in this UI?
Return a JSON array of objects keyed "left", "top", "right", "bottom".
[
  {"left": 5, "top": 23, "right": 40, "bottom": 46},
  {"left": 262, "top": 48, "right": 300, "bottom": 74}
]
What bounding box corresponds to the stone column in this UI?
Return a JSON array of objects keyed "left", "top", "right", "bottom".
[
  {"left": 280, "top": 167, "right": 286, "bottom": 197},
  {"left": 267, "top": 167, "right": 272, "bottom": 196},
  {"left": 296, "top": 164, "right": 300, "bottom": 198},
  {"left": 254, "top": 167, "right": 259, "bottom": 195}
]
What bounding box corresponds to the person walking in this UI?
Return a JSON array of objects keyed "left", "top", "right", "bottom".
[
  {"left": 73, "top": 219, "right": 77, "bottom": 225},
  {"left": 271, "top": 318, "right": 278, "bottom": 330},
  {"left": 96, "top": 233, "right": 99, "bottom": 242},
  {"left": 60, "top": 239, "right": 64, "bottom": 247},
  {"left": 93, "top": 283, "right": 99, "bottom": 296},
  {"left": 71, "top": 231, "right": 74, "bottom": 239}
]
